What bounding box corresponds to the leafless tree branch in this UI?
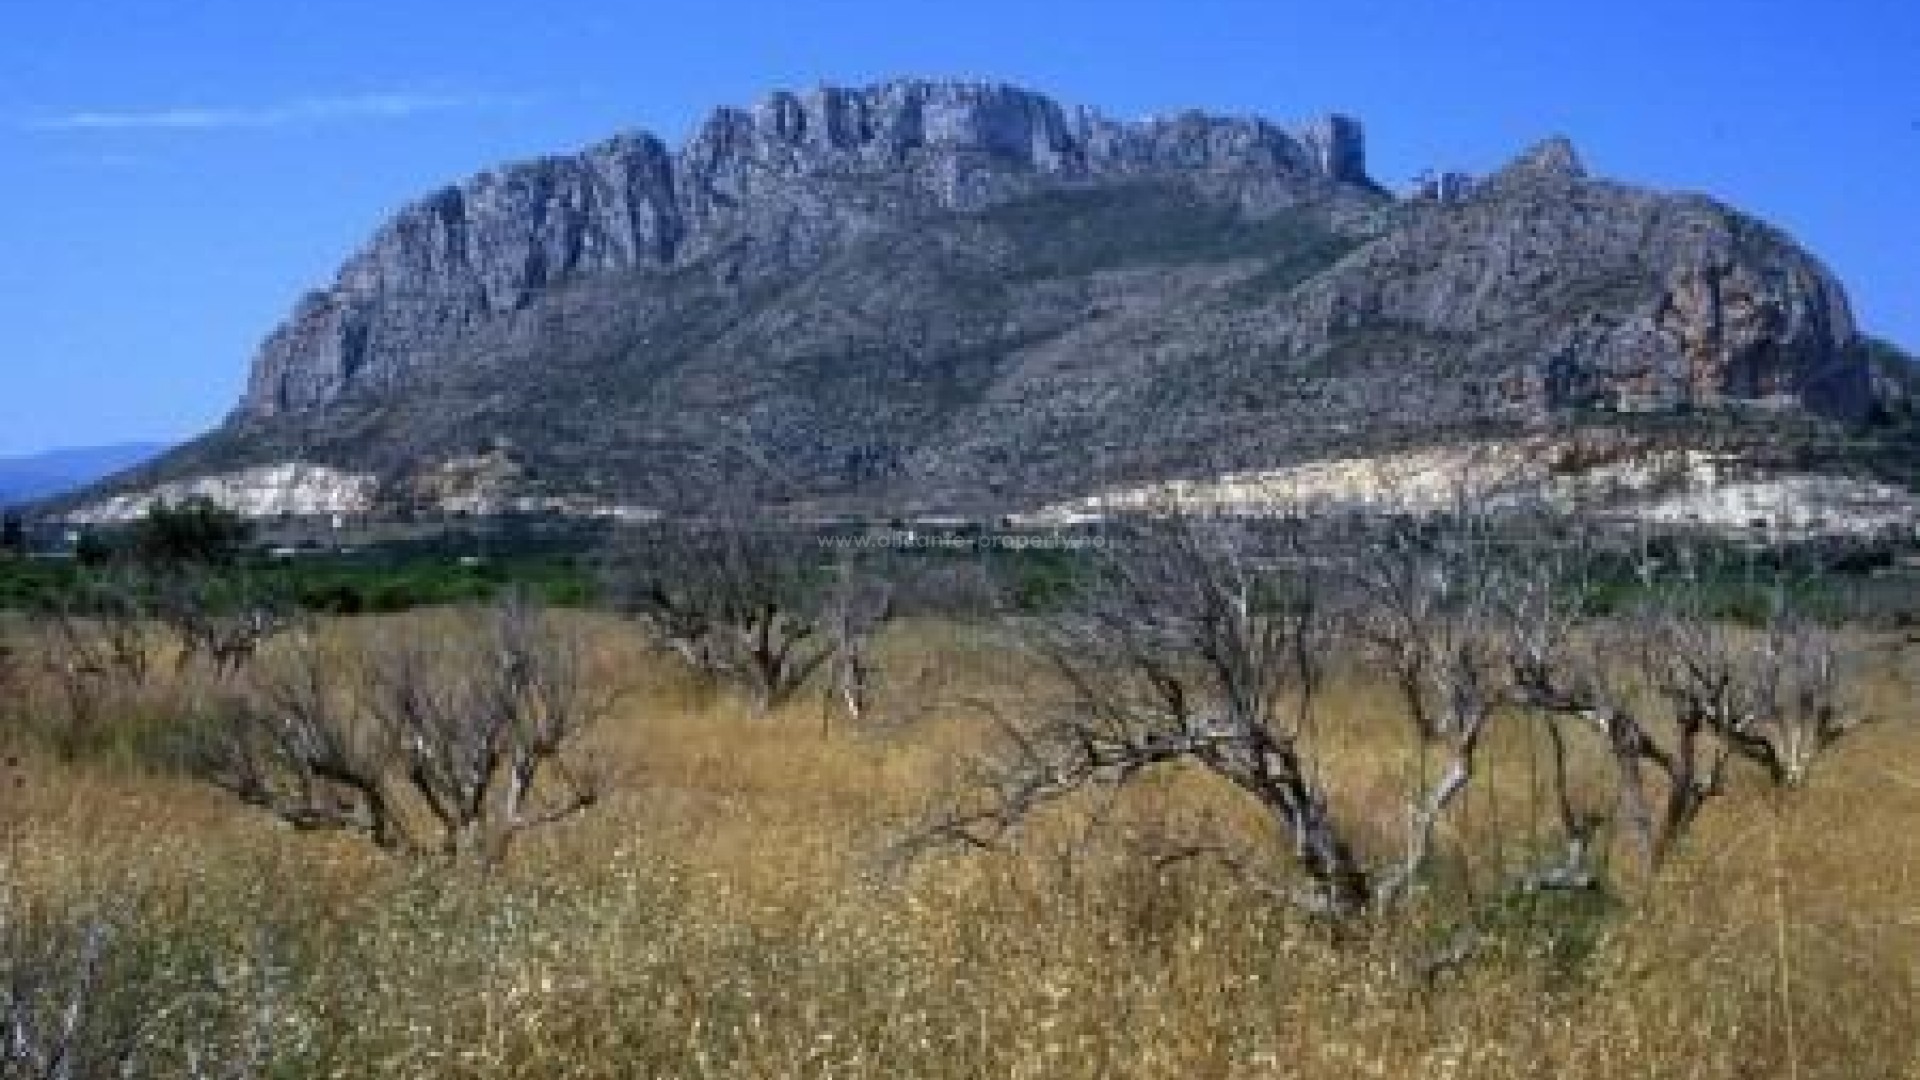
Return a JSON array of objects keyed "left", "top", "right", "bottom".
[{"left": 187, "top": 591, "right": 606, "bottom": 865}]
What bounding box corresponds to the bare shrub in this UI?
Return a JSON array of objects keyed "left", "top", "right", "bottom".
[
  {"left": 3, "top": 913, "right": 148, "bottom": 1079},
  {"left": 190, "top": 591, "right": 607, "bottom": 864},
  {"left": 155, "top": 569, "right": 293, "bottom": 680},
  {"left": 19, "top": 568, "right": 293, "bottom": 765},
  {"left": 26, "top": 573, "right": 162, "bottom": 761}
]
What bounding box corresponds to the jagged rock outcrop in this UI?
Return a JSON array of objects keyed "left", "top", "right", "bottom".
[
  {"left": 242, "top": 80, "right": 1372, "bottom": 417},
  {"left": 1485, "top": 135, "right": 1587, "bottom": 189},
  {"left": 88, "top": 78, "right": 1886, "bottom": 521},
  {"left": 1265, "top": 138, "right": 1867, "bottom": 421}
]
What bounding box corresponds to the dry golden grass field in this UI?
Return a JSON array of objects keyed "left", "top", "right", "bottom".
[{"left": 2, "top": 613, "right": 1917, "bottom": 1079}]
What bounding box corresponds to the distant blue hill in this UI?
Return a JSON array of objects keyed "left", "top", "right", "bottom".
[{"left": 0, "top": 442, "right": 169, "bottom": 507}]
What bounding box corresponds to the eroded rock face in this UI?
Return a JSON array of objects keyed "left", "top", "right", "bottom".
[
  {"left": 1274, "top": 139, "right": 1869, "bottom": 422},
  {"left": 247, "top": 132, "right": 684, "bottom": 412},
  {"left": 241, "top": 79, "right": 1367, "bottom": 418},
  {"left": 1655, "top": 257, "right": 1860, "bottom": 410}
]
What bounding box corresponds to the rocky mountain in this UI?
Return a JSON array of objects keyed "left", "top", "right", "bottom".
[
  {"left": 78, "top": 79, "right": 1891, "bottom": 522},
  {"left": 239, "top": 82, "right": 1372, "bottom": 419}
]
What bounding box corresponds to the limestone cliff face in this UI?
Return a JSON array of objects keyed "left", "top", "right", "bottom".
[
  {"left": 247, "top": 131, "right": 685, "bottom": 412},
  {"left": 1654, "top": 256, "right": 1859, "bottom": 411},
  {"left": 241, "top": 79, "right": 1368, "bottom": 417}
]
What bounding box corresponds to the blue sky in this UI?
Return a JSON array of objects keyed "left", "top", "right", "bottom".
[{"left": 1, "top": 0, "right": 1914, "bottom": 456}]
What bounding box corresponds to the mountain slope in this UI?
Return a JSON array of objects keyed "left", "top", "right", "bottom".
[
  {"left": 0, "top": 442, "right": 167, "bottom": 506},
  {"left": 81, "top": 79, "right": 1880, "bottom": 521}
]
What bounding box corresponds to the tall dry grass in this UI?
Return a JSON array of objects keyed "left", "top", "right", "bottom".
[{"left": 0, "top": 613, "right": 1915, "bottom": 1078}]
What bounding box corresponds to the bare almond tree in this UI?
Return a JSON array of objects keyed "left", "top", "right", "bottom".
[
  {"left": 190, "top": 592, "right": 606, "bottom": 865},
  {"left": 605, "top": 522, "right": 888, "bottom": 715},
  {"left": 1510, "top": 542, "right": 1863, "bottom": 868},
  {"left": 365, "top": 591, "right": 603, "bottom": 861},
  {"left": 1726, "top": 594, "right": 1860, "bottom": 787},
  {"left": 822, "top": 561, "right": 896, "bottom": 729},
  {"left": 1336, "top": 505, "right": 1587, "bottom": 900},
  {"left": 912, "top": 515, "right": 1380, "bottom": 916},
  {"left": 193, "top": 631, "right": 403, "bottom": 849}
]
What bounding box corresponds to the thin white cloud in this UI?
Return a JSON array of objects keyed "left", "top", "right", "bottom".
[{"left": 25, "top": 91, "right": 532, "bottom": 132}]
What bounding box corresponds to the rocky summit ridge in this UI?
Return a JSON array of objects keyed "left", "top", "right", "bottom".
[
  {"left": 242, "top": 79, "right": 1374, "bottom": 417},
  {"left": 86, "top": 78, "right": 1891, "bottom": 523}
]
